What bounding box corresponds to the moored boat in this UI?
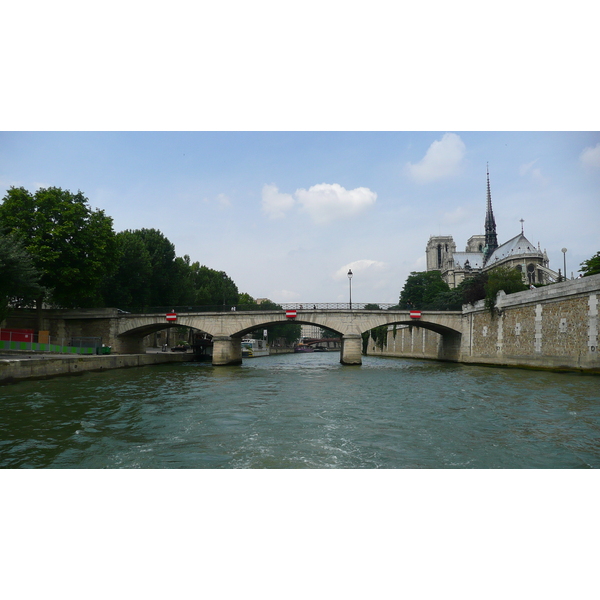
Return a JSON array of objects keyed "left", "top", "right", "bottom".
[
  {"left": 242, "top": 338, "right": 269, "bottom": 358},
  {"left": 294, "top": 343, "right": 314, "bottom": 353}
]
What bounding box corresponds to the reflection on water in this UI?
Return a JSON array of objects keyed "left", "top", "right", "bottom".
[{"left": 1, "top": 352, "right": 599, "bottom": 468}]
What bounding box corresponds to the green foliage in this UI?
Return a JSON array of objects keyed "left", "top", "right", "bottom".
[
  {"left": 237, "top": 292, "right": 258, "bottom": 310},
  {"left": 580, "top": 251, "right": 600, "bottom": 277},
  {"left": 484, "top": 266, "right": 528, "bottom": 311},
  {"left": 424, "top": 287, "right": 464, "bottom": 310},
  {"left": 128, "top": 228, "right": 179, "bottom": 306},
  {"left": 0, "top": 186, "right": 118, "bottom": 308},
  {"left": 187, "top": 262, "right": 238, "bottom": 307},
  {"left": 364, "top": 303, "right": 381, "bottom": 310},
  {"left": 459, "top": 272, "right": 488, "bottom": 306},
  {"left": 101, "top": 230, "right": 153, "bottom": 307},
  {"left": 370, "top": 325, "right": 388, "bottom": 349},
  {"left": 0, "top": 233, "right": 44, "bottom": 322},
  {"left": 398, "top": 271, "right": 452, "bottom": 309},
  {"left": 101, "top": 229, "right": 240, "bottom": 309}
]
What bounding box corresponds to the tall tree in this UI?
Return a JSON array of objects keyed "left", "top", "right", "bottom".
[
  {"left": 101, "top": 230, "right": 153, "bottom": 308},
  {"left": 0, "top": 187, "right": 117, "bottom": 309},
  {"left": 131, "top": 228, "right": 179, "bottom": 307},
  {"left": 459, "top": 272, "right": 488, "bottom": 306},
  {"left": 187, "top": 262, "right": 239, "bottom": 307},
  {"left": 484, "top": 266, "right": 528, "bottom": 311},
  {"left": 0, "top": 233, "right": 44, "bottom": 323},
  {"left": 398, "top": 271, "right": 451, "bottom": 309}
]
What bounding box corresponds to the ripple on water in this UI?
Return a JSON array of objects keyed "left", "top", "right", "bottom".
[{"left": 1, "top": 353, "right": 599, "bottom": 468}]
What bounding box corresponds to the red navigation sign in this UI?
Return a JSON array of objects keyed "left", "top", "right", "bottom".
[
  {"left": 410, "top": 310, "right": 422, "bottom": 319},
  {"left": 166, "top": 313, "right": 177, "bottom": 322},
  {"left": 286, "top": 310, "right": 297, "bottom": 319}
]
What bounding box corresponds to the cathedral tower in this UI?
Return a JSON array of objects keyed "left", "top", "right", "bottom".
[{"left": 483, "top": 165, "right": 498, "bottom": 264}]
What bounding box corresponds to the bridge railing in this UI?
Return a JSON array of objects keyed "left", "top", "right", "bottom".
[
  {"left": 118, "top": 303, "right": 401, "bottom": 314},
  {"left": 0, "top": 329, "right": 108, "bottom": 355}
]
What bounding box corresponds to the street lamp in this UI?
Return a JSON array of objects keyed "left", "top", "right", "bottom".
[
  {"left": 561, "top": 248, "right": 567, "bottom": 280},
  {"left": 347, "top": 269, "right": 353, "bottom": 310}
]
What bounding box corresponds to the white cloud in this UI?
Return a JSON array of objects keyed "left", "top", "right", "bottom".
[
  {"left": 406, "top": 133, "right": 466, "bottom": 183},
  {"left": 217, "top": 193, "right": 231, "bottom": 208},
  {"left": 261, "top": 183, "right": 295, "bottom": 219},
  {"left": 519, "top": 159, "right": 546, "bottom": 183},
  {"left": 295, "top": 183, "right": 377, "bottom": 225},
  {"left": 334, "top": 259, "right": 387, "bottom": 281},
  {"left": 580, "top": 142, "right": 600, "bottom": 169}
]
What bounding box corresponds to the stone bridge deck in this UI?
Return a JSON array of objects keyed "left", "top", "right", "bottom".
[{"left": 115, "top": 308, "right": 464, "bottom": 365}]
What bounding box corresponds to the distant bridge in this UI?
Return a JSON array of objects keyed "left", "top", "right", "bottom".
[
  {"left": 302, "top": 338, "right": 342, "bottom": 348},
  {"left": 113, "top": 306, "right": 463, "bottom": 365}
]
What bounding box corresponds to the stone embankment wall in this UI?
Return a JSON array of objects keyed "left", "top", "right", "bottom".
[
  {"left": 367, "top": 325, "right": 442, "bottom": 360},
  {"left": 0, "top": 352, "right": 188, "bottom": 384},
  {"left": 368, "top": 274, "right": 600, "bottom": 374},
  {"left": 4, "top": 308, "right": 119, "bottom": 346},
  {"left": 461, "top": 274, "right": 599, "bottom": 372}
]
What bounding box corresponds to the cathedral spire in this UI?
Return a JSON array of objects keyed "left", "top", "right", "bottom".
[{"left": 483, "top": 164, "right": 498, "bottom": 264}]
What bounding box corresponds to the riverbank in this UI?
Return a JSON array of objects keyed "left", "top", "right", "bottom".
[{"left": 0, "top": 352, "right": 189, "bottom": 385}]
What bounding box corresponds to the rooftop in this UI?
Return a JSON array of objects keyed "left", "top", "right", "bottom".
[{"left": 486, "top": 233, "right": 543, "bottom": 265}]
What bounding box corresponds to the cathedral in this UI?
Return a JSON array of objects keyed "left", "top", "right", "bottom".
[{"left": 425, "top": 168, "right": 557, "bottom": 288}]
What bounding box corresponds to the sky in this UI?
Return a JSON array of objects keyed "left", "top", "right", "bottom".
[
  {"left": 1, "top": 131, "right": 599, "bottom": 305},
  {"left": 2, "top": 4, "right": 598, "bottom": 307}
]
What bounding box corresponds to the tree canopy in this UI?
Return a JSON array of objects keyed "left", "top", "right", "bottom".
[
  {"left": 397, "top": 268, "right": 529, "bottom": 313},
  {"left": 398, "top": 271, "right": 453, "bottom": 309},
  {"left": 101, "top": 230, "right": 153, "bottom": 307},
  {"left": 0, "top": 187, "right": 118, "bottom": 308},
  {"left": 484, "top": 266, "right": 528, "bottom": 310},
  {"left": 0, "top": 233, "right": 44, "bottom": 322},
  {"left": 101, "top": 229, "right": 240, "bottom": 309},
  {"left": 580, "top": 251, "right": 600, "bottom": 277}
]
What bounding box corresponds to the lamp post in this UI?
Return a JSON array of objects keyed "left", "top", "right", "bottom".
[
  {"left": 561, "top": 248, "right": 567, "bottom": 281},
  {"left": 347, "top": 269, "right": 353, "bottom": 310}
]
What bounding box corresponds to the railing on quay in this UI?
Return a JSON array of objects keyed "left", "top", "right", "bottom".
[
  {"left": 118, "top": 303, "right": 401, "bottom": 314},
  {"left": 0, "top": 329, "right": 108, "bottom": 355}
]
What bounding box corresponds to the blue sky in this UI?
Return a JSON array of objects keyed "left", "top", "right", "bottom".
[
  {"left": 1, "top": 4, "right": 598, "bottom": 305},
  {"left": 1, "top": 131, "right": 599, "bottom": 304}
]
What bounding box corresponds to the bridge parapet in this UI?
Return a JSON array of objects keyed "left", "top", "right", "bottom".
[{"left": 116, "top": 302, "right": 401, "bottom": 314}]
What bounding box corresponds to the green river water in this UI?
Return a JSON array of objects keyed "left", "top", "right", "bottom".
[{"left": 2, "top": 352, "right": 599, "bottom": 468}]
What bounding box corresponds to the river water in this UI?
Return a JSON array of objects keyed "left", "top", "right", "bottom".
[{"left": 1, "top": 352, "right": 599, "bottom": 468}]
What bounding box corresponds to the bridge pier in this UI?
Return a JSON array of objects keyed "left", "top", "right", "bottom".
[
  {"left": 212, "top": 336, "right": 242, "bottom": 366},
  {"left": 116, "top": 336, "right": 146, "bottom": 354},
  {"left": 340, "top": 334, "right": 362, "bottom": 365}
]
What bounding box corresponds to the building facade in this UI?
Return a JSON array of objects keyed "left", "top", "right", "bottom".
[{"left": 426, "top": 168, "right": 557, "bottom": 288}]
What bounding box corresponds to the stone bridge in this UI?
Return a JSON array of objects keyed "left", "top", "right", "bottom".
[{"left": 114, "top": 308, "right": 464, "bottom": 365}]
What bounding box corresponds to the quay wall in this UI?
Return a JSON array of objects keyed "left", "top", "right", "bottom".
[
  {"left": 0, "top": 352, "right": 189, "bottom": 385},
  {"left": 367, "top": 325, "right": 442, "bottom": 361},
  {"left": 368, "top": 274, "right": 600, "bottom": 374}
]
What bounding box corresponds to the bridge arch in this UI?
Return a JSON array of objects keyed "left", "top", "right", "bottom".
[
  {"left": 116, "top": 322, "right": 208, "bottom": 354},
  {"left": 112, "top": 309, "right": 463, "bottom": 364}
]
